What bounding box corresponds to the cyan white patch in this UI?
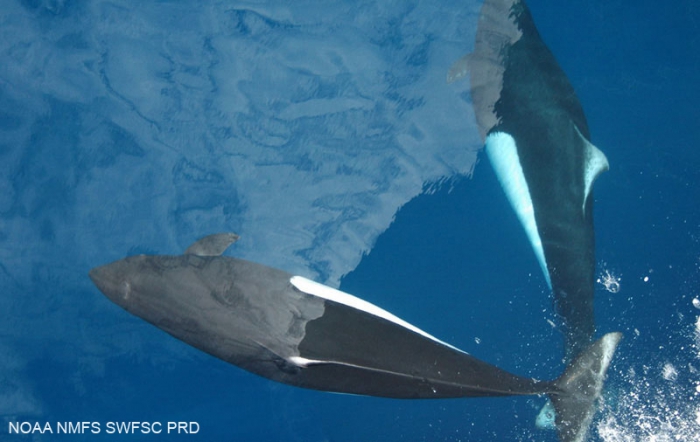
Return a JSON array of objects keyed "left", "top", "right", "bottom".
[
  {"left": 485, "top": 132, "right": 551, "bottom": 288},
  {"left": 290, "top": 276, "right": 464, "bottom": 353},
  {"left": 578, "top": 126, "right": 609, "bottom": 214},
  {"left": 536, "top": 400, "right": 557, "bottom": 430}
]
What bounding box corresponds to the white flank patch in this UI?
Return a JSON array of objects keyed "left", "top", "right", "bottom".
[
  {"left": 287, "top": 356, "right": 323, "bottom": 367},
  {"left": 485, "top": 132, "right": 551, "bottom": 287},
  {"left": 290, "top": 276, "right": 463, "bottom": 353}
]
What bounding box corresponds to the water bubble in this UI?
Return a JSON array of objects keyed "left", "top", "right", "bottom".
[
  {"left": 597, "top": 270, "right": 621, "bottom": 293},
  {"left": 692, "top": 298, "right": 700, "bottom": 309}
]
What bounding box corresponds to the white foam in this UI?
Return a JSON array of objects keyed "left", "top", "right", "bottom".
[
  {"left": 662, "top": 363, "right": 678, "bottom": 381},
  {"left": 596, "top": 318, "right": 700, "bottom": 441}
]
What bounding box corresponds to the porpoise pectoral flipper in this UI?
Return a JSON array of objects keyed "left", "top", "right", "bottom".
[{"left": 90, "top": 233, "right": 621, "bottom": 442}]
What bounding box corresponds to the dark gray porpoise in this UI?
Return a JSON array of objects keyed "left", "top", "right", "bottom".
[
  {"left": 90, "top": 233, "right": 620, "bottom": 442},
  {"left": 449, "top": 0, "right": 610, "bottom": 362}
]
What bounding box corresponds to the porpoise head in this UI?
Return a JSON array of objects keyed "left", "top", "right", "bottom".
[
  {"left": 89, "top": 258, "right": 137, "bottom": 307},
  {"left": 89, "top": 254, "right": 201, "bottom": 333}
]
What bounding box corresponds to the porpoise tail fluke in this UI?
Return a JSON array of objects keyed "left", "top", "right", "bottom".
[{"left": 549, "top": 332, "right": 622, "bottom": 442}]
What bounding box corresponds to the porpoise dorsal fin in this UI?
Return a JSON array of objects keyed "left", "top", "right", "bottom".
[
  {"left": 578, "top": 126, "right": 609, "bottom": 215},
  {"left": 185, "top": 233, "right": 240, "bottom": 256},
  {"left": 446, "top": 53, "right": 471, "bottom": 84}
]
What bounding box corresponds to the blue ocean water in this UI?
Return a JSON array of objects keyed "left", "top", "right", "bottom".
[{"left": 1, "top": 0, "right": 698, "bottom": 441}]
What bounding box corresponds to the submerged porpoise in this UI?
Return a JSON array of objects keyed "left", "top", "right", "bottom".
[
  {"left": 448, "top": 0, "right": 619, "bottom": 433},
  {"left": 90, "top": 233, "right": 620, "bottom": 442},
  {"left": 449, "top": 0, "right": 609, "bottom": 361}
]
